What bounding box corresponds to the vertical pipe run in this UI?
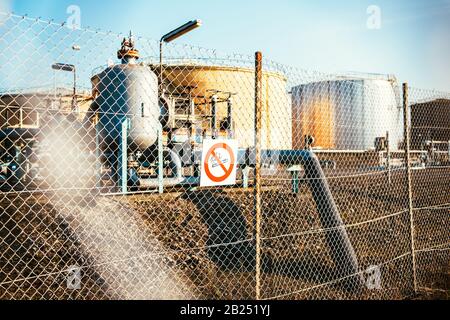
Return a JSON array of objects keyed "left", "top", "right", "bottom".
[
  {"left": 403, "top": 83, "right": 418, "bottom": 293},
  {"left": 227, "top": 97, "right": 233, "bottom": 139},
  {"left": 242, "top": 166, "right": 250, "bottom": 188},
  {"left": 448, "top": 140, "right": 450, "bottom": 159},
  {"left": 254, "top": 51, "right": 262, "bottom": 300},
  {"left": 301, "top": 151, "right": 364, "bottom": 288},
  {"left": 292, "top": 170, "right": 299, "bottom": 194},
  {"left": 211, "top": 95, "right": 218, "bottom": 139},
  {"left": 188, "top": 97, "right": 195, "bottom": 150},
  {"left": 19, "top": 107, "right": 23, "bottom": 127},
  {"left": 95, "top": 122, "right": 101, "bottom": 189},
  {"left": 431, "top": 140, "right": 435, "bottom": 163},
  {"left": 158, "top": 125, "right": 164, "bottom": 194},
  {"left": 119, "top": 118, "right": 128, "bottom": 194},
  {"left": 159, "top": 41, "right": 163, "bottom": 98},
  {"left": 386, "top": 131, "right": 391, "bottom": 184}
]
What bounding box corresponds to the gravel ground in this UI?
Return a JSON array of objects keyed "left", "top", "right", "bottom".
[{"left": 0, "top": 168, "right": 448, "bottom": 300}]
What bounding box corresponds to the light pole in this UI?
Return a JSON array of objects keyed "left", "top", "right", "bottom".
[
  {"left": 51, "top": 63, "right": 77, "bottom": 111},
  {"left": 157, "top": 20, "right": 202, "bottom": 192},
  {"left": 159, "top": 19, "right": 202, "bottom": 96}
]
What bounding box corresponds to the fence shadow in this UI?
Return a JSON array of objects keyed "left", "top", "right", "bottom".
[
  {"left": 182, "top": 190, "right": 252, "bottom": 271},
  {"left": 262, "top": 255, "right": 361, "bottom": 293},
  {"left": 182, "top": 190, "right": 359, "bottom": 293}
]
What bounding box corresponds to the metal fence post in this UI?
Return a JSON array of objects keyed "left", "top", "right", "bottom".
[
  {"left": 403, "top": 83, "right": 418, "bottom": 293},
  {"left": 119, "top": 117, "right": 128, "bottom": 194},
  {"left": 254, "top": 51, "right": 262, "bottom": 300}
]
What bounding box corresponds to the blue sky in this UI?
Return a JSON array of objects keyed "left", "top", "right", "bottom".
[{"left": 2, "top": 0, "right": 450, "bottom": 91}]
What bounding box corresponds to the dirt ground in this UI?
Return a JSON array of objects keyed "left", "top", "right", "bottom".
[{"left": 0, "top": 168, "right": 449, "bottom": 300}]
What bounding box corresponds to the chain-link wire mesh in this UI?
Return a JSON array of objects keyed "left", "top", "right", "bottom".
[
  {"left": 0, "top": 12, "right": 448, "bottom": 300},
  {"left": 256, "top": 62, "right": 411, "bottom": 300},
  {"left": 407, "top": 88, "right": 450, "bottom": 299}
]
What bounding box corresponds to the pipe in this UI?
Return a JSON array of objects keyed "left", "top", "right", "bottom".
[
  {"left": 248, "top": 149, "right": 364, "bottom": 288},
  {"left": 82, "top": 101, "right": 98, "bottom": 126},
  {"left": 227, "top": 97, "right": 233, "bottom": 138},
  {"left": 299, "top": 151, "right": 364, "bottom": 288},
  {"left": 211, "top": 95, "right": 218, "bottom": 139},
  {"left": 386, "top": 131, "right": 391, "bottom": 184},
  {"left": 138, "top": 148, "right": 184, "bottom": 188},
  {"left": 118, "top": 118, "right": 128, "bottom": 193},
  {"left": 158, "top": 125, "right": 164, "bottom": 194}
]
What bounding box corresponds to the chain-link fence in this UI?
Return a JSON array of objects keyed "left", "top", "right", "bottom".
[
  {"left": 407, "top": 88, "right": 450, "bottom": 299},
  {"left": 0, "top": 12, "right": 448, "bottom": 300}
]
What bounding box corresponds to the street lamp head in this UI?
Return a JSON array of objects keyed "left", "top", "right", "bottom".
[
  {"left": 161, "top": 19, "right": 202, "bottom": 43},
  {"left": 52, "top": 63, "right": 75, "bottom": 72}
]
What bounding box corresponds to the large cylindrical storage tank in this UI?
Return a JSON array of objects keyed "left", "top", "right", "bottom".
[
  {"left": 92, "top": 64, "right": 160, "bottom": 151},
  {"left": 291, "top": 77, "right": 403, "bottom": 150},
  {"left": 156, "top": 65, "right": 292, "bottom": 150}
]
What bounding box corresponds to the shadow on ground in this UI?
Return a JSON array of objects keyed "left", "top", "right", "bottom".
[{"left": 182, "top": 189, "right": 360, "bottom": 293}]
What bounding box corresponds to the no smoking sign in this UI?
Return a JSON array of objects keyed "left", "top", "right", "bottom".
[{"left": 200, "top": 139, "right": 238, "bottom": 187}]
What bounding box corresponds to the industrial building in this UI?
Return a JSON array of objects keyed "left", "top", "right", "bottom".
[
  {"left": 0, "top": 88, "right": 92, "bottom": 188},
  {"left": 410, "top": 98, "right": 450, "bottom": 150}
]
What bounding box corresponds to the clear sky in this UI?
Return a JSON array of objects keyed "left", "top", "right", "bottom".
[{"left": 2, "top": 0, "right": 450, "bottom": 91}]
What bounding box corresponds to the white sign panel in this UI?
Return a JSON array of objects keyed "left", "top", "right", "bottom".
[{"left": 200, "top": 139, "right": 238, "bottom": 187}]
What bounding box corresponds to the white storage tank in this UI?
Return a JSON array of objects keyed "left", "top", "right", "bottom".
[
  {"left": 90, "top": 35, "right": 160, "bottom": 153},
  {"left": 291, "top": 75, "right": 403, "bottom": 150}
]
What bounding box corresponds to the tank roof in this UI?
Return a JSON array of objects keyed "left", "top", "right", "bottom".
[{"left": 148, "top": 63, "right": 287, "bottom": 81}]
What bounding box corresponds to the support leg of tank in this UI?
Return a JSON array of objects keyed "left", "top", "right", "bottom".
[
  {"left": 242, "top": 166, "right": 250, "bottom": 188},
  {"left": 292, "top": 170, "right": 299, "bottom": 194},
  {"left": 118, "top": 118, "right": 128, "bottom": 194}
]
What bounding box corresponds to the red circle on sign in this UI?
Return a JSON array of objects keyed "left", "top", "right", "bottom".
[{"left": 204, "top": 143, "right": 235, "bottom": 183}]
